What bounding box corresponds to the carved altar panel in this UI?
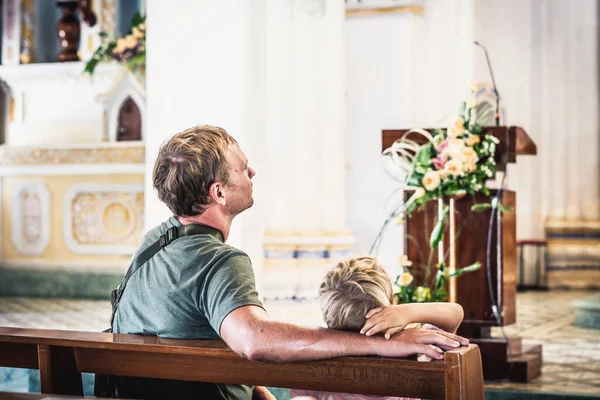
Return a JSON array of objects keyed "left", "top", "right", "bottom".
[
  {"left": 11, "top": 181, "right": 50, "bottom": 255},
  {"left": 64, "top": 183, "right": 144, "bottom": 255}
]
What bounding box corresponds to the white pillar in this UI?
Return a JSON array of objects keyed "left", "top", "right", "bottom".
[
  {"left": 262, "top": 0, "right": 352, "bottom": 299},
  {"left": 144, "top": 0, "right": 266, "bottom": 268}
]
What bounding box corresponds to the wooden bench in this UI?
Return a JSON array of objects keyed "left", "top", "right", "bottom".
[{"left": 0, "top": 326, "right": 484, "bottom": 400}]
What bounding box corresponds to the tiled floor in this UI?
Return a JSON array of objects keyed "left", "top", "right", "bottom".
[{"left": 0, "top": 291, "right": 599, "bottom": 397}]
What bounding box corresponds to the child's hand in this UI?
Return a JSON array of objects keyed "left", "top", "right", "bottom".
[{"left": 360, "top": 306, "right": 410, "bottom": 339}]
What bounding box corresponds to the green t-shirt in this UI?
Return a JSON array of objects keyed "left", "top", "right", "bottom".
[{"left": 113, "top": 216, "right": 264, "bottom": 400}]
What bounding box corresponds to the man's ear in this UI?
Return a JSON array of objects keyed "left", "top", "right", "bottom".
[{"left": 209, "top": 182, "right": 227, "bottom": 206}]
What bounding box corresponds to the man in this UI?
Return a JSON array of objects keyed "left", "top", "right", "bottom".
[{"left": 112, "top": 125, "right": 468, "bottom": 400}]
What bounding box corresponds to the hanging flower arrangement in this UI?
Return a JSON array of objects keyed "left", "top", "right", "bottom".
[{"left": 84, "top": 13, "right": 146, "bottom": 76}]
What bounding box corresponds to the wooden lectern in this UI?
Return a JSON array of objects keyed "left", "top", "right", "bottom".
[{"left": 382, "top": 127, "right": 540, "bottom": 382}]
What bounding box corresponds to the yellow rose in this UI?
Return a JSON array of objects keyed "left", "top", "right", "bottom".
[
  {"left": 447, "top": 117, "right": 467, "bottom": 138},
  {"left": 138, "top": 22, "right": 146, "bottom": 31},
  {"left": 460, "top": 146, "right": 478, "bottom": 164},
  {"left": 398, "top": 255, "right": 413, "bottom": 268},
  {"left": 463, "top": 162, "right": 477, "bottom": 173},
  {"left": 465, "top": 135, "right": 480, "bottom": 146},
  {"left": 422, "top": 171, "right": 441, "bottom": 191},
  {"left": 124, "top": 34, "right": 138, "bottom": 49},
  {"left": 398, "top": 272, "right": 414, "bottom": 287},
  {"left": 113, "top": 38, "right": 127, "bottom": 54},
  {"left": 133, "top": 27, "right": 144, "bottom": 39},
  {"left": 444, "top": 159, "right": 464, "bottom": 177}
]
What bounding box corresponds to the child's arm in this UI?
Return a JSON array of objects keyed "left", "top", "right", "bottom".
[{"left": 360, "top": 303, "right": 464, "bottom": 339}]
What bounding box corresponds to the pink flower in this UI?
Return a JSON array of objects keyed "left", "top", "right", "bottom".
[
  {"left": 433, "top": 156, "right": 446, "bottom": 170},
  {"left": 438, "top": 140, "right": 449, "bottom": 153}
]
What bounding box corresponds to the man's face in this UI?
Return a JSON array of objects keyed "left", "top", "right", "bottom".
[{"left": 223, "top": 144, "right": 255, "bottom": 215}]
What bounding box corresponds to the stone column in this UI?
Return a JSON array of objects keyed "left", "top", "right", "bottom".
[
  {"left": 262, "top": 0, "right": 352, "bottom": 299},
  {"left": 144, "top": 0, "right": 267, "bottom": 272}
]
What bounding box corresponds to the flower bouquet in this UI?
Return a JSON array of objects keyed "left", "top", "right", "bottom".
[
  {"left": 84, "top": 13, "right": 146, "bottom": 76},
  {"left": 382, "top": 83, "right": 513, "bottom": 303}
]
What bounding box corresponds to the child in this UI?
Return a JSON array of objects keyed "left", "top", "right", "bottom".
[{"left": 290, "top": 255, "right": 464, "bottom": 400}]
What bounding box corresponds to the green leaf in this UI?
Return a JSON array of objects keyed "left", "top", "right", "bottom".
[
  {"left": 131, "top": 12, "right": 146, "bottom": 27},
  {"left": 429, "top": 205, "right": 449, "bottom": 249},
  {"left": 405, "top": 175, "right": 421, "bottom": 187},
  {"left": 431, "top": 287, "right": 448, "bottom": 302},
  {"left": 415, "top": 144, "right": 432, "bottom": 166},
  {"left": 450, "top": 262, "right": 481, "bottom": 278},
  {"left": 497, "top": 204, "right": 514, "bottom": 213},
  {"left": 471, "top": 203, "right": 492, "bottom": 212}
]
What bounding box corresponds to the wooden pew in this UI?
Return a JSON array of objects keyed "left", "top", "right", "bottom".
[{"left": 0, "top": 327, "right": 484, "bottom": 400}]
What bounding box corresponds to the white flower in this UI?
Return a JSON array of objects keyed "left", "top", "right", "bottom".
[
  {"left": 447, "top": 117, "right": 467, "bottom": 138},
  {"left": 398, "top": 272, "right": 414, "bottom": 287},
  {"left": 444, "top": 159, "right": 464, "bottom": 177},
  {"left": 445, "top": 138, "right": 465, "bottom": 158},
  {"left": 398, "top": 255, "right": 413, "bottom": 268},
  {"left": 422, "top": 171, "right": 441, "bottom": 191}
]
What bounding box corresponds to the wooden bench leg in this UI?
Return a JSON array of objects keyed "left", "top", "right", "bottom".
[{"left": 37, "top": 344, "right": 83, "bottom": 396}]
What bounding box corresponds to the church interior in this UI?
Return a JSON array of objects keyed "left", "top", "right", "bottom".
[{"left": 0, "top": 0, "right": 599, "bottom": 399}]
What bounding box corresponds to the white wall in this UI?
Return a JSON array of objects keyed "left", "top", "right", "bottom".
[{"left": 345, "top": 14, "right": 415, "bottom": 277}]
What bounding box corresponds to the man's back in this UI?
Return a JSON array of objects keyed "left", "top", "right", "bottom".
[{"left": 113, "top": 216, "right": 264, "bottom": 399}]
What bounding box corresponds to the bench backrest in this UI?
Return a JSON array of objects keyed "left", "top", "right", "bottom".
[{"left": 0, "top": 326, "right": 484, "bottom": 400}]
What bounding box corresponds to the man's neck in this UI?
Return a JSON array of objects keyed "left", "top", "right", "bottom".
[{"left": 177, "top": 208, "right": 233, "bottom": 241}]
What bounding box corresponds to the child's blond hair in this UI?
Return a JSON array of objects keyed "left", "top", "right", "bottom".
[{"left": 318, "top": 256, "right": 393, "bottom": 331}]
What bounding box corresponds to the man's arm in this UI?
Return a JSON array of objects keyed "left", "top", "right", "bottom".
[
  {"left": 361, "top": 303, "right": 465, "bottom": 339},
  {"left": 220, "top": 305, "right": 468, "bottom": 363}
]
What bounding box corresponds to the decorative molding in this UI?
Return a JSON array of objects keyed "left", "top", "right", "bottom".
[
  {"left": 0, "top": 62, "right": 124, "bottom": 90},
  {"left": 0, "top": 164, "right": 145, "bottom": 177},
  {"left": 100, "top": 0, "right": 116, "bottom": 34},
  {"left": 345, "top": 1, "right": 424, "bottom": 17},
  {"left": 263, "top": 232, "right": 354, "bottom": 246},
  {"left": 345, "top": 5, "right": 424, "bottom": 17},
  {"left": 263, "top": 232, "right": 353, "bottom": 259},
  {"left": 63, "top": 184, "right": 144, "bottom": 255},
  {"left": 0, "top": 143, "right": 145, "bottom": 166},
  {"left": 0, "top": 260, "right": 128, "bottom": 273},
  {"left": 11, "top": 181, "right": 51, "bottom": 256}
]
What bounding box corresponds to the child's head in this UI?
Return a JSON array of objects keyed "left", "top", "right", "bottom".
[{"left": 318, "top": 256, "right": 393, "bottom": 331}]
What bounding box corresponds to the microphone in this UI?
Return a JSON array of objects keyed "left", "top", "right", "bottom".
[{"left": 474, "top": 41, "right": 500, "bottom": 127}]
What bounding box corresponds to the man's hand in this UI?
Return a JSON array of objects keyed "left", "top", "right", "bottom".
[
  {"left": 376, "top": 327, "right": 469, "bottom": 359},
  {"left": 252, "top": 386, "right": 276, "bottom": 400}
]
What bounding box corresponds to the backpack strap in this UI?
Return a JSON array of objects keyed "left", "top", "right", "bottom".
[{"left": 109, "top": 223, "right": 217, "bottom": 327}]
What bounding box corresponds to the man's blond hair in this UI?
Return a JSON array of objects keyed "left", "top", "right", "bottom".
[{"left": 319, "top": 256, "right": 393, "bottom": 331}]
